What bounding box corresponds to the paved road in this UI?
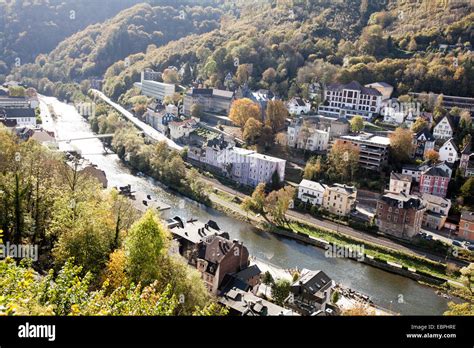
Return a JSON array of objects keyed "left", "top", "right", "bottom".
[{"left": 90, "top": 89, "right": 182, "bottom": 151}]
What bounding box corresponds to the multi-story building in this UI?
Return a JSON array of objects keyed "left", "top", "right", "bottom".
[
  {"left": 322, "top": 184, "right": 357, "bottom": 217},
  {"left": 188, "top": 136, "right": 286, "bottom": 188},
  {"left": 193, "top": 235, "right": 250, "bottom": 294},
  {"left": 438, "top": 138, "right": 459, "bottom": 164},
  {"left": 0, "top": 107, "right": 36, "bottom": 127},
  {"left": 317, "top": 81, "right": 382, "bottom": 120},
  {"left": 140, "top": 80, "right": 176, "bottom": 101},
  {"left": 421, "top": 193, "right": 451, "bottom": 230},
  {"left": 459, "top": 143, "right": 474, "bottom": 177},
  {"left": 389, "top": 172, "right": 412, "bottom": 195},
  {"left": 459, "top": 211, "right": 474, "bottom": 242},
  {"left": 376, "top": 192, "right": 426, "bottom": 239},
  {"left": 0, "top": 96, "right": 31, "bottom": 108},
  {"left": 287, "top": 118, "right": 330, "bottom": 152},
  {"left": 413, "top": 128, "right": 435, "bottom": 159},
  {"left": 433, "top": 115, "right": 455, "bottom": 140},
  {"left": 364, "top": 82, "right": 393, "bottom": 101},
  {"left": 168, "top": 118, "right": 198, "bottom": 141},
  {"left": 402, "top": 161, "right": 452, "bottom": 183},
  {"left": 298, "top": 179, "right": 327, "bottom": 206},
  {"left": 336, "top": 133, "right": 390, "bottom": 171},
  {"left": 183, "top": 88, "right": 234, "bottom": 116},
  {"left": 144, "top": 103, "right": 179, "bottom": 135},
  {"left": 419, "top": 166, "right": 451, "bottom": 198}
]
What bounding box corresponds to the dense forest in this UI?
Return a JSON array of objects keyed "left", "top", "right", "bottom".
[{"left": 6, "top": 0, "right": 473, "bottom": 102}]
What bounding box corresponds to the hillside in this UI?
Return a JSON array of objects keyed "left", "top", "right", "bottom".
[
  {"left": 8, "top": 0, "right": 474, "bottom": 101},
  {"left": 0, "top": 0, "right": 142, "bottom": 69}
]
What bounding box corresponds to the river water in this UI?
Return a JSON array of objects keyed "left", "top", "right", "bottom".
[{"left": 39, "top": 96, "right": 453, "bottom": 315}]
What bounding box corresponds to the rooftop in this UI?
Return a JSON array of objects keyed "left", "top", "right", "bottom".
[
  {"left": 326, "top": 80, "right": 382, "bottom": 97},
  {"left": 340, "top": 133, "right": 390, "bottom": 146},
  {"left": 381, "top": 192, "right": 424, "bottom": 209},
  {"left": 461, "top": 211, "right": 474, "bottom": 222},
  {"left": 299, "top": 179, "right": 327, "bottom": 192},
  {"left": 390, "top": 172, "right": 412, "bottom": 183}
]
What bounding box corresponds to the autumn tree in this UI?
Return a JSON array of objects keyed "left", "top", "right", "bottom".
[
  {"left": 265, "top": 100, "right": 288, "bottom": 133},
  {"left": 411, "top": 118, "right": 428, "bottom": 133},
  {"left": 162, "top": 68, "right": 179, "bottom": 84},
  {"left": 350, "top": 116, "right": 364, "bottom": 133},
  {"left": 244, "top": 183, "right": 267, "bottom": 214},
  {"left": 265, "top": 186, "right": 295, "bottom": 223},
  {"left": 243, "top": 118, "right": 263, "bottom": 145},
  {"left": 424, "top": 149, "right": 440, "bottom": 162},
  {"left": 303, "top": 156, "right": 324, "bottom": 181},
  {"left": 327, "top": 140, "right": 359, "bottom": 182},
  {"left": 389, "top": 128, "right": 414, "bottom": 163},
  {"left": 229, "top": 98, "right": 261, "bottom": 128}
]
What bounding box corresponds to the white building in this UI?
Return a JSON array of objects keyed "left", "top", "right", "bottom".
[
  {"left": 317, "top": 81, "right": 382, "bottom": 120},
  {"left": 382, "top": 106, "right": 405, "bottom": 124},
  {"left": 287, "top": 97, "right": 311, "bottom": 115},
  {"left": 389, "top": 172, "right": 412, "bottom": 195},
  {"left": 433, "top": 115, "right": 454, "bottom": 140},
  {"left": 298, "top": 179, "right": 327, "bottom": 206},
  {"left": 140, "top": 80, "right": 175, "bottom": 101},
  {"left": 421, "top": 193, "right": 451, "bottom": 230},
  {"left": 438, "top": 138, "right": 459, "bottom": 164},
  {"left": 169, "top": 118, "right": 198, "bottom": 141},
  {"left": 287, "top": 119, "right": 330, "bottom": 152},
  {"left": 0, "top": 108, "right": 36, "bottom": 127}
]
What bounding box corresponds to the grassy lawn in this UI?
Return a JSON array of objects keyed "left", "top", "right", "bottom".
[{"left": 283, "top": 221, "right": 458, "bottom": 282}]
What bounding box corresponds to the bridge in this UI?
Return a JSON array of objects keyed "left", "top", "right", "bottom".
[{"left": 56, "top": 132, "right": 144, "bottom": 143}]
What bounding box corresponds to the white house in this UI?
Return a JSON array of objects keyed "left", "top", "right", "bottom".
[
  {"left": 0, "top": 108, "right": 36, "bottom": 127},
  {"left": 298, "top": 179, "right": 327, "bottom": 206},
  {"left": 287, "top": 118, "right": 330, "bottom": 152},
  {"left": 402, "top": 161, "right": 452, "bottom": 183},
  {"left": 438, "top": 138, "right": 459, "bottom": 164},
  {"left": 169, "top": 118, "right": 198, "bottom": 141},
  {"left": 389, "top": 172, "right": 412, "bottom": 195},
  {"left": 287, "top": 97, "right": 311, "bottom": 115},
  {"left": 421, "top": 193, "right": 451, "bottom": 230},
  {"left": 433, "top": 115, "right": 454, "bottom": 140}
]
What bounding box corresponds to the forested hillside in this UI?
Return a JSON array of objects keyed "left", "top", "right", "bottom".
[
  {"left": 7, "top": 0, "right": 474, "bottom": 101},
  {"left": 0, "top": 0, "right": 142, "bottom": 69}
]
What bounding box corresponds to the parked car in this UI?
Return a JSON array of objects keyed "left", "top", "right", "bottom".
[
  {"left": 467, "top": 244, "right": 474, "bottom": 251},
  {"left": 452, "top": 240, "right": 463, "bottom": 247}
]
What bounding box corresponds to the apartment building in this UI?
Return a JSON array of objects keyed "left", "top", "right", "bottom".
[
  {"left": 317, "top": 81, "right": 382, "bottom": 120},
  {"left": 402, "top": 161, "right": 452, "bottom": 183},
  {"left": 376, "top": 192, "right": 426, "bottom": 239},
  {"left": 183, "top": 88, "right": 234, "bottom": 116},
  {"left": 287, "top": 118, "right": 330, "bottom": 152},
  {"left": 140, "top": 80, "right": 175, "bottom": 101},
  {"left": 419, "top": 166, "right": 451, "bottom": 198},
  {"left": 298, "top": 179, "right": 327, "bottom": 206},
  {"left": 336, "top": 133, "right": 390, "bottom": 171},
  {"left": 389, "top": 172, "right": 412, "bottom": 195},
  {"left": 322, "top": 184, "right": 357, "bottom": 217}
]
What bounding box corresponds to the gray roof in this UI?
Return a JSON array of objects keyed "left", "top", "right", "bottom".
[
  {"left": 422, "top": 166, "right": 451, "bottom": 178},
  {"left": 381, "top": 192, "right": 424, "bottom": 209},
  {"left": 219, "top": 287, "right": 298, "bottom": 316},
  {"left": 390, "top": 172, "right": 412, "bottom": 183},
  {"left": 233, "top": 264, "right": 261, "bottom": 282},
  {"left": 461, "top": 211, "right": 474, "bottom": 222},
  {"left": 0, "top": 107, "right": 35, "bottom": 118},
  {"left": 169, "top": 217, "right": 222, "bottom": 244}
]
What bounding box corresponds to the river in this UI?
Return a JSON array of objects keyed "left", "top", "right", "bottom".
[{"left": 39, "top": 95, "right": 453, "bottom": 315}]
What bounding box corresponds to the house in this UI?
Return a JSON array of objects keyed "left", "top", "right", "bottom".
[
  {"left": 219, "top": 287, "right": 298, "bottom": 316},
  {"left": 183, "top": 88, "right": 234, "bottom": 116},
  {"left": 421, "top": 193, "right": 451, "bottom": 230},
  {"left": 419, "top": 166, "right": 451, "bottom": 198},
  {"left": 458, "top": 211, "right": 474, "bottom": 242},
  {"left": 413, "top": 128, "right": 435, "bottom": 159},
  {"left": 287, "top": 116, "right": 349, "bottom": 143},
  {"left": 220, "top": 264, "right": 262, "bottom": 294},
  {"left": 389, "top": 172, "right": 412, "bottom": 195},
  {"left": 287, "top": 97, "right": 311, "bottom": 115},
  {"left": 30, "top": 130, "right": 58, "bottom": 150},
  {"left": 459, "top": 143, "right": 474, "bottom": 177},
  {"left": 438, "top": 138, "right": 459, "bottom": 164},
  {"left": 433, "top": 115, "right": 455, "bottom": 140},
  {"left": 145, "top": 102, "right": 179, "bottom": 135},
  {"left": 298, "top": 179, "right": 327, "bottom": 206},
  {"left": 284, "top": 269, "right": 335, "bottom": 316},
  {"left": 167, "top": 216, "right": 228, "bottom": 260},
  {"left": 235, "top": 86, "right": 278, "bottom": 121},
  {"left": 187, "top": 133, "right": 232, "bottom": 172},
  {"left": 287, "top": 118, "right": 330, "bottom": 152},
  {"left": 376, "top": 192, "right": 426, "bottom": 239},
  {"left": 317, "top": 81, "right": 382, "bottom": 120},
  {"left": 336, "top": 133, "right": 390, "bottom": 171},
  {"left": 0, "top": 107, "right": 36, "bottom": 127},
  {"left": 192, "top": 234, "right": 250, "bottom": 295},
  {"left": 322, "top": 184, "right": 357, "bottom": 217},
  {"left": 308, "top": 82, "right": 321, "bottom": 100},
  {"left": 402, "top": 161, "right": 452, "bottom": 183},
  {"left": 364, "top": 82, "right": 393, "bottom": 101},
  {"left": 168, "top": 118, "right": 198, "bottom": 141}
]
